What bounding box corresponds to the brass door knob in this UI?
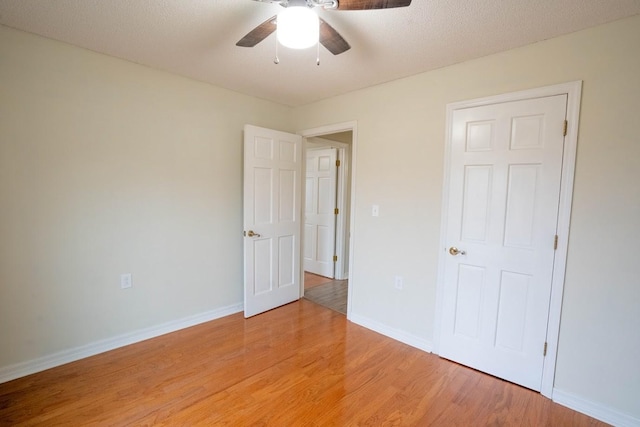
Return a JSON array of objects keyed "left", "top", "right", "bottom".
[
  {"left": 449, "top": 246, "right": 466, "bottom": 256},
  {"left": 246, "top": 230, "right": 261, "bottom": 237}
]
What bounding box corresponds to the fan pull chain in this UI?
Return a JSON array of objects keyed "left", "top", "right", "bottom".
[
  {"left": 274, "top": 22, "right": 280, "bottom": 64},
  {"left": 316, "top": 39, "right": 320, "bottom": 66}
]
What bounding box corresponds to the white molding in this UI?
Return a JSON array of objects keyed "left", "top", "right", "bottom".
[
  {"left": 299, "top": 122, "right": 357, "bottom": 139},
  {"left": 306, "top": 136, "right": 350, "bottom": 151},
  {"left": 541, "top": 81, "right": 582, "bottom": 397},
  {"left": 299, "top": 121, "right": 358, "bottom": 317},
  {"left": 0, "top": 303, "right": 243, "bottom": 384},
  {"left": 334, "top": 146, "right": 350, "bottom": 280},
  {"left": 553, "top": 388, "right": 640, "bottom": 427},
  {"left": 433, "top": 81, "right": 583, "bottom": 398},
  {"left": 446, "top": 81, "right": 582, "bottom": 110},
  {"left": 349, "top": 313, "right": 433, "bottom": 353}
]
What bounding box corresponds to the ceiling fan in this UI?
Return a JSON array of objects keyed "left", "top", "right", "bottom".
[{"left": 236, "top": 0, "right": 412, "bottom": 57}]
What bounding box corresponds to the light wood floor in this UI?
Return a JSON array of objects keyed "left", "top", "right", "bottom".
[
  {"left": 303, "top": 271, "right": 334, "bottom": 289},
  {"left": 304, "top": 271, "right": 348, "bottom": 314},
  {"left": 0, "top": 300, "right": 607, "bottom": 426}
]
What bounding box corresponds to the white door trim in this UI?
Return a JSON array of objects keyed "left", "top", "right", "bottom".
[
  {"left": 334, "top": 145, "right": 350, "bottom": 280},
  {"left": 299, "top": 121, "right": 358, "bottom": 317},
  {"left": 433, "top": 82, "right": 582, "bottom": 398}
]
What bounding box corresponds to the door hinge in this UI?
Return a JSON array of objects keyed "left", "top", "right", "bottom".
[
  {"left": 554, "top": 235, "right": 558, "bottom": 250},
  {"left": 333, "top": 255, "right": 338, "bottom": 262},
  {"left": 334, "top": 208, "right": 339, "bottom": 215},
  {"left": 336, "top": 159, "right": 341, "bottom": 167},
  {"left": 543, "top": 342, "right": 548, "bottom": 357},
  {"left": 563, "top": 120, "right": 568, "bottom": 136}
]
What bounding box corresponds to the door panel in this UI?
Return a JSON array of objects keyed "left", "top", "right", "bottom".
[
  {"left": 454, "top": 264, "right": 485, "bottom": 339},
  {"left": 279, "top": 169, "right": 296, "bottom": 221},
  {"left": 495, "top": 271, "right": 530, "bottom": 351},
  {"left": 504, "top": 164, "right": 539, "bottom": 248},
  {"left": 253, "top": 239, "right": 272, "bottom": 295},
  {"left": 243, "top": 125, "right": 302, "bottom": 318},
  {"left": 461, "top": 165, "right": 492, "bottom": 242},
  {"left": 303, "top": 148, "right": 337, "bottom": 278},
  {"left": 439, "top": 95, "right": 567, "bottom": 391}
]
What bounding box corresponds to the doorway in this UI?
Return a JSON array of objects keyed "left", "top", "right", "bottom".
[
  {"left": 242, "top": 122, "right": 356, "bottom": 318},
  {"left": 300, "top": 124, "right": 355, "bottom": 315}
]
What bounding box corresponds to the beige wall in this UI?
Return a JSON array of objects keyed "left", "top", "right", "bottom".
[
  {"left": 0, "top": 26, "right": 292, "bottom": 368},
  {"left": 294, "top": 14, "right": 640, "bottom": 420}
]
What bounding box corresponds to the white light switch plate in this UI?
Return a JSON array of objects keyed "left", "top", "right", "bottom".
[{"left": 120, "top": 273, "right": 132, "bottom": 289}]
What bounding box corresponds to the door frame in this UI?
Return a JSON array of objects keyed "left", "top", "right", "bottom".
[
  {"left": 299, "top": 121, "right": 357, "bottom": 316},
  {"left": 332, "top": 142, "right": 350, "bottom": 281},
  {"left": 433, "top": 81, "right": 582, "bottom": 398}
]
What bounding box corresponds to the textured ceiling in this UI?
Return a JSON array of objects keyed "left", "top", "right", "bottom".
[{"left": 1, "top": 0, "right": 639, "bottom": 106}]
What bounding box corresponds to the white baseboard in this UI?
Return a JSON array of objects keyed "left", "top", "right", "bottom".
[
  {"left": 0, "top": 303, "right": 243, "bottom": 384},
  {"left": 348, "top": 312, "right": 433, "bottom": 353},
  {"left": 553, "top": 388, "right": 640, "bottom": 427}
]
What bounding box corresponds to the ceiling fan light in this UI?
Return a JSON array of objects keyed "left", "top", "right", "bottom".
[{"left": 277, "top": 7, "right": 319, "bottom": 50}]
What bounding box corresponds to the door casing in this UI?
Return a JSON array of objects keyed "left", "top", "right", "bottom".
[{"left": 434, "top": 81, "right": 582, "bottom": 398}]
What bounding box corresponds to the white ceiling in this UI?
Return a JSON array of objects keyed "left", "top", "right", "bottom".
[{"left": 1, "top": 0, "right": 639, "bottom": 107}]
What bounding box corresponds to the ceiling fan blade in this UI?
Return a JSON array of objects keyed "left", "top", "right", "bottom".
[
  {"left": 319, "top": 19, "right": 351, "bottom": 55},
  {"left": 236, "top": 15, "right": 277, "bottom": 47},
  {"left": 336, "top": 0, "right": 411, "bottom": 10}
]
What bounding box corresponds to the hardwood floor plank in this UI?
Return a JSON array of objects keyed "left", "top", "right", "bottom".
[
  {"left": 303, "top": 271, "right": 333, "bottom": 289},
  {"left": 0, "top": 300, "right": 609, "bottom": 426},
  {"left": 304, "top": 279, "right": 348, "bottom": 314}
]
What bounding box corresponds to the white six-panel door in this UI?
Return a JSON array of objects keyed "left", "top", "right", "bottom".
[
  {"left": 304, "top": 148, "right": 337, "bottom": 278},
  {"left": 438, "top": 95, "right": 567, "bottom": 391},
  {"left": 243, "top": 125, "right": 302, "bottom": 318}
]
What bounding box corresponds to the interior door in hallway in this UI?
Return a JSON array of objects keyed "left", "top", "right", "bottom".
[
  {"left": 304, "top": 148, "right": 337, "bottom": 278},
  {"left": 438, "top": 94, "right": 568, "bottom": 391},
  {"left": 243, "top": 125, "right": 302, "bottom": 317}
]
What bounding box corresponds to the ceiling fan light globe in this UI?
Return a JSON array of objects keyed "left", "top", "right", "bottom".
[{"left": 277, "top": 7, "right": 319, "bottom": 49}]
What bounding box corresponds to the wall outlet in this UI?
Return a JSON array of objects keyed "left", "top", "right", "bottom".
[
  {"left": 394, "top": 276, "right": 403, "bottom": 290},
  {"left": 120, "top": 273, "right": 132, "bottom": 289}
]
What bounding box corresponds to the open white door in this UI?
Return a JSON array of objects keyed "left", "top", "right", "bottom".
[
  {"left": 438, "top": 94, "right": 567, "bottom": 391},
  {"left": 243, "top": 125, "right": 302, "bottom": 318},
  {"left": 303, "top": 148, "right": 337, "bottom": 278}
]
